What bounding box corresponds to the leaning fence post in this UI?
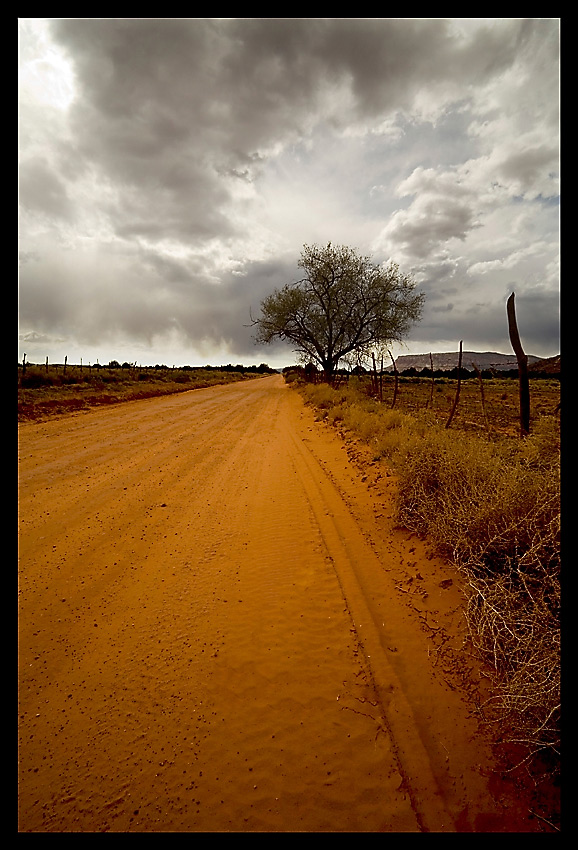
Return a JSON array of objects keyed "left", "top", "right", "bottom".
[{"left": 507, "top": 292, "right": 530, "bottom": 436}]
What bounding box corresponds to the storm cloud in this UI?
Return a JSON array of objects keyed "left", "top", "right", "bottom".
[{"left": 19, "top": 18, "right": 559, "bottom": 367}]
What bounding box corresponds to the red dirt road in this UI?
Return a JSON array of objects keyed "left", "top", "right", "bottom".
[{"left": 18, "top": 375, "right": 537, "bottom": 832}]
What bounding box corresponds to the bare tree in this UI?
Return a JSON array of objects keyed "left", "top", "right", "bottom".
[{"left": 253, "top": 243, "right": 424, "bottom": 382}]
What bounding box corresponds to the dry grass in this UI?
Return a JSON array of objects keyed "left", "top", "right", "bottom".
[
  {"left": 294, "top": 374, "right": 561, "bottom": 780},
  {"left": 396, "top": 418, "right": 560, "bottom": 774},
  {"left": 17, "top": 365, "right": 263, "bottom": 422}
]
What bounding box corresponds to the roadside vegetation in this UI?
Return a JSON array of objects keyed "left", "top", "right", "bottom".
[
  {"left": 287, "top": 368, "right": 561, "bottom": 791},
  {"left": 18, "top": 362, "right": 276, "bottom": 422}
]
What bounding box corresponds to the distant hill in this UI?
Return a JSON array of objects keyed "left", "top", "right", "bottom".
[
  {"left": 527, "top": 354, "right": 560, "bottom": 374},
  {"left": 387, "top": 351, "right": 550, "bottom": 373}
]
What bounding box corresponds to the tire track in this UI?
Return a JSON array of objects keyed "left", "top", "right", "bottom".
[{"left": 285, "top": 419, "right": 454, "bottom": 832}]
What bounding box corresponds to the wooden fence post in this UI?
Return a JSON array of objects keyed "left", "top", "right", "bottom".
[
  {"left": 387, "top": 349, "right": 398, "bottom": 409},
  {"left": 372, "top": 352, "right": 379, "bottom": 398},
  {"left": 445, "top": 340, "right": 463, "bottom": 429},
  {"left": 472, "top": 363, "right": 490, "bottom": 433},
  {"left": 428, "top": 352, "right": 434, "bottom": 408},
  {"left": 507, "top": 293, "right": 530, "bottom": 436}
]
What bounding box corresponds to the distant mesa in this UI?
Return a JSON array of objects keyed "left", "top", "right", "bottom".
[{"left": 387, "top": 351, "right": 560, "bottom": 374}]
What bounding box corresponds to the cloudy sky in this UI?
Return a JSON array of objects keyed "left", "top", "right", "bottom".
[{"left": 18, "top": 18, "right": 560, "bottom": 368}]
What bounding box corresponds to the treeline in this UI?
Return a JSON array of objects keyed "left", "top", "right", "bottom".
[
  {"left": 114, "top": 362, "right": 278, "bottom": 373},
  {"left": 388, "top": 366, "right": 560, "bottom": 380},
  {"left": 19, "top": 358, "right": 278, "bottom": 373},
  {"left": 187, "top": 363, "right": 277, "bottom": 374},
  {"left": 284, "top": 364, "right": 559, "bottom": 381}
]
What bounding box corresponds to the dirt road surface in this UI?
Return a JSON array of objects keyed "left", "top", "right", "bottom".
[{"left": 18, "top": 375, "right": 538, "bottom": 832}]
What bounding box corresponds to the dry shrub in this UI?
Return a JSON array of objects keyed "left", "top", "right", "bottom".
[
  {"left": 301, "top": 381, "right": 426, "bottom": 459},
  {"left": 393, "top": 417, "right": 560, "bottom": 771},
  {"left": 463, "top": 551, "right": 560, "bottom": 770},
  {"left": 298, "top": 380, "right": 561, "bottom": 774}
]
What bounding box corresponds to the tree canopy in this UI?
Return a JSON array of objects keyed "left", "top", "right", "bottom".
[{"left": 253, "top": 243, "right": 424, "bottom": 379}]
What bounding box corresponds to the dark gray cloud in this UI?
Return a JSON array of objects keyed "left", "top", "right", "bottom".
[
  {"left": 18, "top": 243, "right": 297, "bottom": 358},
  {"left": 18, "top": 18, "right": 559, "bottom": 366},
  {"left": 408, "top": 286, "right": 560, "bottom": 357},
  {"left": 385, "top": 196, "right": 479, "bottom": 259}
]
